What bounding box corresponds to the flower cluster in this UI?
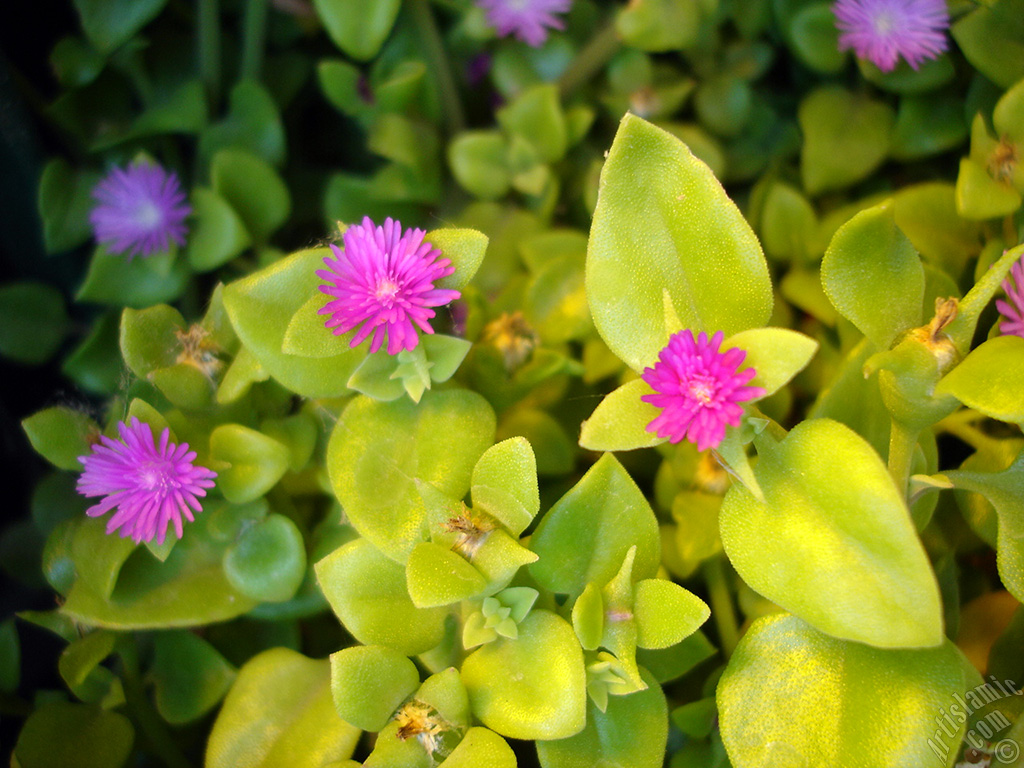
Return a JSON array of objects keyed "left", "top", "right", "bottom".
[
  {"left": 90, "top": 161, "right": 191, "bottom": 259},
  {"left": 832, "top": 0, "right": 949, "bottom": 72},
  {"left": 317, "top": 217, "right": 461, "bottom": 355},
  {"left": 476, "top": 0, "right": 572, "bottom": 47},
  {"left": 641, "top": 330, "right": 765, "bottom": 452},
  {"left": 77, "top": 418, "right": 217, "bottom": 544}
]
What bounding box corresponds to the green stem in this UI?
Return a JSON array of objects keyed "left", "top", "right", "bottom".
[
  {"left": 704, "top": 556, "right": 739, "bottom": 658},
  {"left": 888, "top": 420, "right": 918, "bottom": 500},
  {"left": 240, "top": 0, "right": 269, "bottom": 82},
  {"left": 409, "top": 0, "right": 465, "bottom": 135},
  {"left": 119, "top": 638, "right": 190, "bottom": 768},
  {"left": 557, "top": 22, "right": 622, "bottom": 98},
  {"left": 198, "top": 0, "right": 221, "bottom": 107}
]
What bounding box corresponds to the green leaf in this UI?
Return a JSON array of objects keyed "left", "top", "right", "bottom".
[
  {"left": 935, "top": 336, "right": 1024, "bottom": 423},
  {"left": 77, "top": 248, "right": 189, "bottom": 308},
  {"left": 58, "top": 630, "right": 117, "bottom": 702},
  {"left": 892, "top": 183, "right": 981, "bottom": 277},
  {"left": 462, "top": 610, "right": 587, "bottom": 740},
  {"left": 61, "top": 516, "right": 258, "bottom": 628},
  {"left": 536, "top": 668, "right": 667, "bottom": 768},
  {"left": 0, "top": 618, "right": 19, "bottom": 693},
  {"left": 330, "top": 644, "right": 419, "bottom": 731},
  {"left": 119, "top": 305, "right": 185, "bottom": 378},
  {"left": 316, "top": 538, "right": 448, "bottom": 656},
  {"left": 951, "top": 0, "right": 1024, "bottom": 89},
  {"left": 326, "top": 391, "right": 495, "bottom": 562},
  {"left": 498, "top": 85, "right": 567, "bottom": 163},
  {"left": 223, "top": 514, "right": 306, "bottom": 603},
  {"left": 448, "top": 132, "right": 511, "bottom": 200},
  {"left": 821, "top": 202, "right": 925, "bottom": 349},
  {"left": 788, "top": 4, "right": 845, "bottom": 73},
  {"left": 530, "top": 453, "right": 661, "bottom": 597},
  {"left": 799, "top": 87, "right": 893, "bottom": 195},
  {"left": 471, "top": 437, "right": 540, "bottom": 536},
  {"left": 207, "top": 648, "right": 360, "bottom": 768},
  {"left": 13, "top": 701, "right": 133, "bottom": 768},
  {"left": 525, "top": 254, "right": 592, "bottom": 343},
  {"left": 719, "top": 419, "right": 943, "bottom": 648},
  {"left": 406, "top": 542, "right": 488, "bottom": 608},
  {"left": 587, "top": 114, "right": 772, "bottom": 372},
  {"left": 63, "top": 311, "right": 123, "bottom": 396},
  {"left": 186, "top": 188, "right": 252, "bottom": 272},
  {"left": 891, "top": 95, "right": 968, "bottom": 161},
  {"left": 312, "top": 0, "right": 400, "bottom": 61},
  {"left": 151, "top": 631, "right": 236, "bottom": 724},
  {"left": 616, "top": 0, "right": 701, "bottom": 51},
  {"left": 211, "top": 149, "right": 290, "bottom": 243},
  {"left": 22, "top": 407, "right": 98, "bottom": 471},
  {"left": 759, "top": 182, "right": 819, "bottom": 262},
  {"left": 579, "top": 379, "right": 665, "bottom": 452},
  {"left": 722, "top": 327, "right": 818, "bottom": 397},
  {"left": 718, "top": 613, "right": 969, "bottom": 768},
  {"left": 955, "top": 158, "right": 1022, "bottom": 220},
  {"left": 73, "top": 0, "right": 167, "bottom": 52},
  {"left": 38, "top": 159, "right": 100, "bottom": 253},
  {"left": 200, "top": 80, "right": 285, "bottom": 167},
  {"left": 445, "top": 727, "right": 517, "bottom": 768},
  {"left": 633, "top": 579, "right": 710, "bottom": 649},
  {"left": 222, "top": 249, "right": 364, "bottom": 397},
  {"left": 637, "top": 630, "right": 716, "bottom": 684},
  {"left": 425, "top": 228, "right": 489, "bottom": 292},
  {"left": 420, "top": 334, "right": 472, "bottom": 382},
  {"left": 210, "top": 425, "right": 291, "bottom": 504}
]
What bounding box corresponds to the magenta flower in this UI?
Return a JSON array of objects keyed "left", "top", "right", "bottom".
[
  {"left": 477, "top": 0, "right": 572, "bottom": 47},
  {"left": 832, "top": 0, "right": 949, "bottom": 72},
  {"left": 997, "top": 255, "right": 1024, "bottom": 338},
  {"left": 641, "top": 330, "right": 766, "bottom": 452},
  {"left": 77, "top": 417, "right": 217, "bottom": 545},
  {"left": 90, "top": 161, "right": 191, "bottom": 259},
  {"left": 317, "top": 217, "right": 461, "bottom": 355}
]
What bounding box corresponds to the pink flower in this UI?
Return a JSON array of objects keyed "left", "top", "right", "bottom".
[
  {"left": 832, "top": 0, "right": 949, "bottom": 72},
  {"left": 90, "top": 161, "right": 191, "bottom": 259},
  {"left": 477, "top": 0, "right": 572, "bottom": 47},
  {"left": 997, "top": 255, "right": 1024, "bottom": 338},
  {"left": 77, "top": 418, "right": 217, "bottom": 544},
  {"left": 317, "top": 217, "right": 461, "bottom": 355},
  {"left": 641, "top": 330, "right": 765, "bottom": 452}
]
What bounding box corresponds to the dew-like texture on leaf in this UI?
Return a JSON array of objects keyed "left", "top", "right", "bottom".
[
  {"left": 207, "top": 648, "right": 360, "bottom": 768},
  {"left": 718, "top": 613, "right": 968, "bottom": 768},
  {"left": 462, "top": 609, "right": 586, "bottom": 740},
  {"left": 587, "top": 114, "right": 772, "bottom": 373},
  {"left": 719, "top": 418, "right": 943, "bottom": 648},
  {"left": 327, "top": 390, "right": 495, "bottom": 562}
]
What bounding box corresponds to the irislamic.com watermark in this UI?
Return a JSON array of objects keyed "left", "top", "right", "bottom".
[{"left": 928, "top": 676, "right": 1022, "bottom": 766}]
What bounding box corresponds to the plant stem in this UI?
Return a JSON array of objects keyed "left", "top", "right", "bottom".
[
  {"left": 888, "top": 420, "right": 918, "bottom": 500},
  {"left": 704, "top": 556, "right": 739, "bottom": 658},
  {"left": 119, "top": 638, "right": 190, "bottom": 768},
  {"left": 198, "top": 0, "right": 222, "bottom": 106},
  {"left": 240, "top": 0, "right": 269, "bottom": 81},
  {"left": 558, "top": 22, "right": 622, "bottom": 98},
  {"left": 409, "top": 0, "right": 465, "bottom": 135}
]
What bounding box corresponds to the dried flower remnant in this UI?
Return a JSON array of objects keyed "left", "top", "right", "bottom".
[
  {"left": 318, "top": 217, "right": 461, "bottom": 355},
  {"left": 988, "top": 138, "right": 1019, "bottom": 186},
  {"left": 76, "top": 417, "right": 217, "bottom": 544},
  {"left": 444, "top": 505, "right": 497, "bottom": 557},
  {"left": 832, "top": 0, "right": 949, "bottom": 72},
  {"left": 482, "top": 311, "right": 538, "bottom": 372},
  {"left": 476, "top": 0, "right": 572, "bottom": 47},
  {"left": 89, "top": 160, "right": 191, "bottom": 259},
  {"left": 394, "top": 699, "right": 455, "bottom": 757},
  {"left": 997, "top": 256, "right": 1024, "bottom": 339},
  {"left": 175, "top": 325, "right": 222, "bottom": 377},
  {"left": 641, "top": 330, "right": 765, "bottom": 452}
]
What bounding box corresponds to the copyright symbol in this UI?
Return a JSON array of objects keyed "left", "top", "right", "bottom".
[{"left": 994, "top": 739, "right": 1020, "bottom": 764}]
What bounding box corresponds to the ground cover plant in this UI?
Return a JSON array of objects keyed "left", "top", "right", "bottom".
[{"left": 1, "top": 0, "right": 1024, "bottom": 766}]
